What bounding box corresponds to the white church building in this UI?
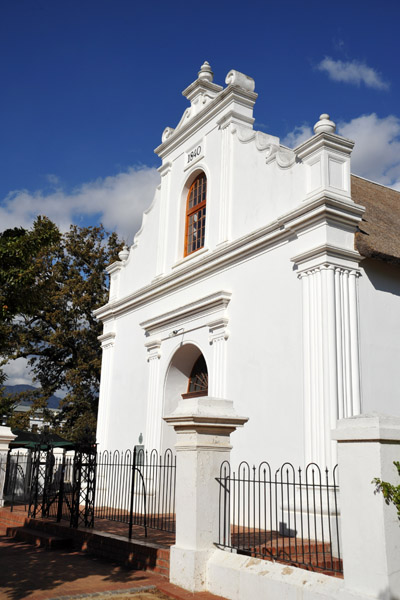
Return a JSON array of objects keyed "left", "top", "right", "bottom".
[{"left": 95, "top": 62, "right": 400, "bottom": 471}]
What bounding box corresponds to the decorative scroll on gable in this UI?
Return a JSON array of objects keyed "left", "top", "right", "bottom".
[
  {"left": 161, "top": 61, "right": 223, "bottom": 142},
  {"left": 232, "top": 125, "right": 296, "bottom": 168}
]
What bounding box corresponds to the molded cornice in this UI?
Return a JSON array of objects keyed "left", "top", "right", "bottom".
[
  {"left": 295, "top": 132, "right": 354, "bottom": 159},
  {"left": 94, "top": 194, "right": 365, "bottom": 323},
  {"left": 140, "top": 291, "right": 231, "bottom": 337}
]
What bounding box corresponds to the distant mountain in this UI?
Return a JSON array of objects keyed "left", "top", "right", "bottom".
[{"left": 3, "top": 385, "right": 61, "bottom": 409}]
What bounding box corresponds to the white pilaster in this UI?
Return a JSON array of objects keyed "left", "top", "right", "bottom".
[
  {"left": 299, "top": 264, "right": 361, "bottom": 468},
  {"left": 144, "top": 340, "right": 162, "bottom": 452},
  {"left": 155, "top": 162, "right": 172, "bottom": 277},
  {"left": 208, "top": 318, "right": 229, "bottom": 398},
  {"left": 96, "top": 331, "right": 116, "bottom": 450},
  {"left": 217, "top": 122, "right": 233, "bottom": 244}
]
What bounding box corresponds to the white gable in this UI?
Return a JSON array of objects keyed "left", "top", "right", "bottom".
[{"left": 95, "top": 63, "right": 400, "bottom": 473}]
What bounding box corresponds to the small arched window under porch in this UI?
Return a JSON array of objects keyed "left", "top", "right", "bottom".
[{"left": 181, "top": 354, "right": 208, "bottom": 399}]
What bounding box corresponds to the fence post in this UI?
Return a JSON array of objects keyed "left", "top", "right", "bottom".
[
  {"left": 57, "top": 451, "right": 66, "bottom": 522},
  {"left": 332, "top": 414, "right": 400, "bottom": 599},
  {"left": 0, "top": 426, "right": 16, "bottom": 507},
  {"left": 128, "top": 447, "right": 137, "bottom": 540},
  {"left": 164, "top": 396, "right": 248, "bottom": 592}
]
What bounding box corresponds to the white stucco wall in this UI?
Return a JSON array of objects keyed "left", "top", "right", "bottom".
[
  {"left": 358, "top": 258, "right": 400, "bottom": 416},
  {"left": 95, "top": 64, "right": 400, "bottom": 473}
]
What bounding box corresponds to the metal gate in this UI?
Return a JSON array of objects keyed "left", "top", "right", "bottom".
[{"left": 27, "top": 443, "right": 97, "bottom": 528}]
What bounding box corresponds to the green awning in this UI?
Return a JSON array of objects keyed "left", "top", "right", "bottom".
[{"left": 10, "top": 430, "right": 74, "bottom": 450}]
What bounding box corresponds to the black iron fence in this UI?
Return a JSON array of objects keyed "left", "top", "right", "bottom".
[
  {"left": 217, "top": 461, "right": 342, "bottom": 576},
  {"left": 95, "top": 448, "right": 176, "bottom": 538},
  {"left": 2, "top": 447, "right": 176, "bottom": 539},
  {"left": 1, "top": 451, "right": 32, "bottom": 509}
]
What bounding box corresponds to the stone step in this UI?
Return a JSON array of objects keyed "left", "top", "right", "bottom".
[
  {"left": 6, "top": 526, "right": 73, "bottom": 550},
  {"left": 0, "top": 509, "right": 28, "bottom": 528}
]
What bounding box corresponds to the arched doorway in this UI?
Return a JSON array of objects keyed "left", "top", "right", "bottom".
[{"left": 162, "top": 344, "right": 208, "bottom": 451}]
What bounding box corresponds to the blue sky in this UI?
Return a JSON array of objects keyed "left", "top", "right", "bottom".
[
  {"left": 1, "top": 0, "right": 400, "bottom": 247},
  {"left": 1, "top": 0, "right": 399, "bottom": 387}
]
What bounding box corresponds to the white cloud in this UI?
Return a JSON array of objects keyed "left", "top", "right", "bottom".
[
  {"left": 0, "top": 166, "right": 160, "bottom": 242},
  {"left": 282, "top": 124, "right": 313, "bottom": 148},
  {"left": 338, "top": 113, "right": 400, "bottom": 188},
  {"left": 2, "top": 358, "right": 37, "bottom": 387},
  {"left": 317, "top": 57, "right": 389, "bottom": 91},
  {"left": 282, "top": 113, "right": 400, "bottom": 190}
]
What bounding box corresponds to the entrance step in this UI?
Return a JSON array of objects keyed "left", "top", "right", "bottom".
[{"left": 6, "top": 525, "right": 73, "bottom": 550}]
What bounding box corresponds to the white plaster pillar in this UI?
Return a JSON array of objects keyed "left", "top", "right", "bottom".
[
  {"left": 208, "top": 318, "right": 229, "bottom": 398},
  {"left": 332, "top": 414, "right": 400, "bottom": 599},
  {"left": 164, "top": 396, "right": 248, "bottom": 592},
  {"left": 0, "top": 426, "right": 16, "bottom": 507},
  {"left": 96, "top": 331, "right": 116, "bottom": 450},
  {"left": 155, "top": 162, "right": 172, "bottom": 277},
  {"left": 299, "top": 265, "right": 361, "bottom": 468},
  {"left": 144, "top": 340, "right": 162, "bottom": 452},
  {"left": 217, "top": 122, "right": 233, "bottom": 245}
]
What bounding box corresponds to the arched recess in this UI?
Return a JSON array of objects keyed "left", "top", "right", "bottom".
[{"left": 161, "top": 343, "right": 208, "bottom": 451}]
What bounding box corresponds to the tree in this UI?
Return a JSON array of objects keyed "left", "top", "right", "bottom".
[
  {"left": 373, "top": 461, "right": 400, "bottom": 520},
  {"left": 0, "top": 217, "right": 60, "bottom": 424},
  {"left": 0, "top": 217, "right": 60, "bottom": 348},
  {"left": 1, "top": 218, "right": 124, "bottom": 441}
]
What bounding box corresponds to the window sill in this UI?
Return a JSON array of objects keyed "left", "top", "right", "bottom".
[{"left": 172, "top": 246, "right": 209, "bottom": 269}]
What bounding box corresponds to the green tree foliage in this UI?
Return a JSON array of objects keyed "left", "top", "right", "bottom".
[
  {"left": 0, "top": 218, "right": 123, "bottom": 441},
  {"left": 0, "top": 217, "right": 60, "bottom": 423},
  {"left": 373, "top": 461, "right": 400, "bottom": 520},
  {"left": 0, "top": 217, "right": 60, "bottom": 326}
]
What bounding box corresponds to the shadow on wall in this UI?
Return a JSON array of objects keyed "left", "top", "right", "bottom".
[
  {"left": 378, "top": 586, "right": 400, "bottom": 600},
  {"left": 364, "top": 258, "right": 400, "bottom": 296},
  {"left": 161, "top": 343, "right": 205, "bottom": 451}
]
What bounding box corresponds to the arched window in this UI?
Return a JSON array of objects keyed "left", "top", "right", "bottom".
[
  {"left": 184, "top": 173, "right": 207, "bottom": 257},
  {"left": 181, "top": 354, "right": 208, "bottom": 399}
]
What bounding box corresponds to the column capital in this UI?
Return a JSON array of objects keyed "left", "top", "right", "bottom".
[
  {"left": 291, "top": 243, "right": 362, "bottom": 274},
  {"left": 98, "top": 331, "right": 116, "bottom": 349},
  {"left": 144, "top": 339, "right": 162, "bottom": 361},
  {"left": 208, "top": 318, "right": 229, "bottom": 344}
]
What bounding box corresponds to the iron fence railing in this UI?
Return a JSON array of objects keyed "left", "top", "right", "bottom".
[
  {"left": 95, "top": 448, "right": 176, "bottom": 538},
  {"left": 1, "top": 451, "right": 32, "bottom": 510},
  {"left": 1, "top": 447, "right": 176, "bottom": 539},
  {"left": 216, "top": 461, "right": 342, "bottom": 576}
]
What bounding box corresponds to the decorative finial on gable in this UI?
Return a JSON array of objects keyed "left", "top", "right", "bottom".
[
  {"left": 313, "top": 113, "right": 336, "bottom": 135},
  {"left": 118, "top": 245, "right": 129, "bottom": 262},
  {"left": 198, "top": 61, "right": 214, "bottom": 82}
]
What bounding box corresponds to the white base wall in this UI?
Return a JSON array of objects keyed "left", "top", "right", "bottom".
[{"left": 206, "top": 549, "right": 381, "bottom": 600}]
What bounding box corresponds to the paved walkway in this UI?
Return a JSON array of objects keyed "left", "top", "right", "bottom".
[{"left": 0, "top": 525, "right": 225, "bottom": 600}]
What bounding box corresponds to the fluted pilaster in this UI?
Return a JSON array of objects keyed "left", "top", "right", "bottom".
[{"left": 299, "top": 266, "right": 361, "bottom": 467}]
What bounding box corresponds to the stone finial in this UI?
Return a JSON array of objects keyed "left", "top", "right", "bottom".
[
  {"left": 118, "top": 245, "right": 129, "bottom": 262},
  {"left": 313, "top": 113, "right": 336, "bottom": 135},
  {"left": 198, "top": 61, "right": 213, "bottom": 82}
]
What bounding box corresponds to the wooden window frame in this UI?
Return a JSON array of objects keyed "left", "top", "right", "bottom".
[
  {"left": 184, "top": 173, "right": 207, "bottom": 257},
  {"left": 181, "top": 354, "right": 208, "bottom": 399}
]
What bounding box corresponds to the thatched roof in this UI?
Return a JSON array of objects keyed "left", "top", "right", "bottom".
[{"left": 352, "top": 174, "right": 400, "bottom": 266}]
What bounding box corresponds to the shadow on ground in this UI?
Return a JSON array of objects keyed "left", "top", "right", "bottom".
[{"left": 0, "top": 533, "right": 151, "bottom": 600}]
